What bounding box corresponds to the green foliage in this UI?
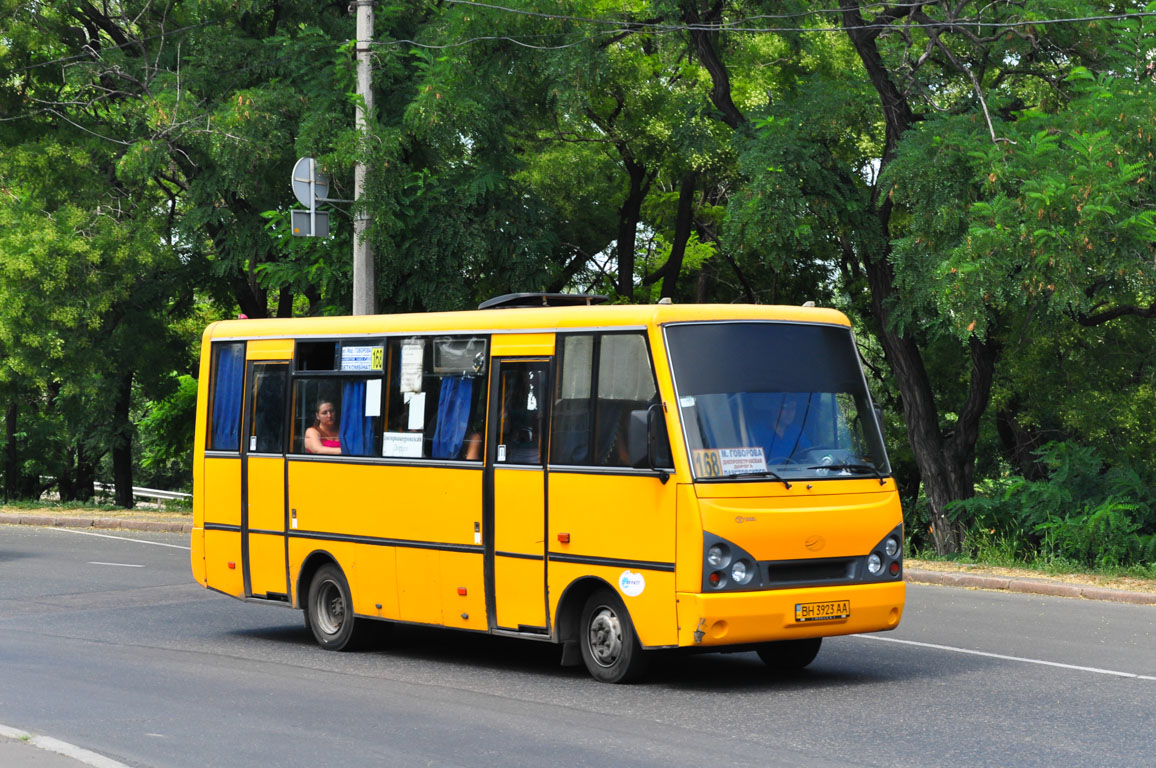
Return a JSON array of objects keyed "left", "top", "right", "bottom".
[
  {"left": 948, "top": 442, "right": 1156, "bottom": 569},
  {"left": 137, "top": 375, "right": 198, "bottom": 491}
]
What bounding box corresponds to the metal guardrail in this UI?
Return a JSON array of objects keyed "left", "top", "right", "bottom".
[{"left": 93, "top": 482, "right": 191, "bottom": 504}]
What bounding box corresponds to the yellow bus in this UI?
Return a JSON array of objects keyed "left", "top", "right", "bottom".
[{"left": 191, "top": 294, "right": 905, "bottom": 682}]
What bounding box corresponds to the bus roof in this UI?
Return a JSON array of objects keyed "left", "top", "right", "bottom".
[{"left": 202, "top": 303, "right": 851, "bottom": 341}]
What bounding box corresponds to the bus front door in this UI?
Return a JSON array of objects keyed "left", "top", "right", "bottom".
[
  {"left": 241, "top": 361, "right": 289, "bottom": 601},
  {"left": 485, "top": 358, "right": 551, "bottom": 633}
]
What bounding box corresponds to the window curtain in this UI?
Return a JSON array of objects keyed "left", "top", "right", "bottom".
[
  {"left": 210, "top": 344, "right": 245, "bottom": 451},
  {"left": 339, "top": 380, "right": 377, "bottom": 456},
  {"left": 432, "top": 376, "right": 473, "bottom": 459}
]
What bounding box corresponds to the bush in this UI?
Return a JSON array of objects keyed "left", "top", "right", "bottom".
[{"left": 946, "top": 442, "right": 1156, "bottom": 569}]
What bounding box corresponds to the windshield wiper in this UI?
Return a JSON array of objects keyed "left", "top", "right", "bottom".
[
  {"left": 720, "top": 469, "right": 792, "bottom": 489},
  {"left": 806, "top": 462, "right": 887, "bottom": 485}
]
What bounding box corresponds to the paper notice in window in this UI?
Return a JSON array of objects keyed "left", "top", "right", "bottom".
[
  {"left": 718, "top": 447, "right": 768, "bottom": 475},
  {"left": 383, "top": 432, "right": 423, "bottom": 458},
  {"left": 364, "top": 379, "right": 381, "bottom": 417},
  {"left": 404, "top": 391, "right": 426, "bottom": 430},
  {"left": 401, "top": 340, "right": 424, "bottom": 393}
]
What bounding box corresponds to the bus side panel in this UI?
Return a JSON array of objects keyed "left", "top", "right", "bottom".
[
  {"left": 549, "top": 562, "right": 677, "bottom": 648},
  {"left": 204, "top": 528, "right": 244, "bottom": 597},
  {"left": 201, "top": 457, "right": 242, "bottom": 595},
  {"left": 203, "top": 458, "right": 242, "bottom": 528},
  {"left": 287, "top": 461, "right": 482, "bottom": 626},
  {"left": 547, "top": 472, "right": 679, "bottom": 647},
  {"left": 396, "top": 548, "right": 442, "bottom": 624},
  {"left": 440, "top": 552, "right": 487, "bottom": 630},
  {"left": 674, "top": 483, "right": 703, "bottom": 593}
]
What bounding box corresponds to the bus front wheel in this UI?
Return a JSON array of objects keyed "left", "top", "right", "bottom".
[
  {"left": 756, "top": 637, "right": 821, "bottom": 671},
  {"left": 307, "top": 564, "right": 360, "bottom": 651},
  {"left": 579, "top": 588, "right": 648, "bottom": 683}
]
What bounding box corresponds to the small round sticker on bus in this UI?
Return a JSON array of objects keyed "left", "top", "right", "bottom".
[{"left": 619, "top": 570, "right": 645, "bottom": 597}]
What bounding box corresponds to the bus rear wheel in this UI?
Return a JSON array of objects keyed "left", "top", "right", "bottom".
[
  {"left": 579, "top": 588, "right": 648, "bottom": 684},
  {"left": 756, "top": 637, "right": 822, "bottom": 671},
  {"left": 307, "top": 564, "right": 361, "bottom": 651}
]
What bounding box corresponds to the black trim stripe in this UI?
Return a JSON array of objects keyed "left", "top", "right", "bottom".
[
  {"left": 205, "top": 523, "right": 242, "bottom": 533},
  {"left": 286, "top": 454, "right": 485, "bottom": 469},
  {"left": 549, "top": 553, "right": 675, "bottom": 572},
  {"left": 246, "top": 528, "right": 285, "bottom": 537},
  {"left": 495, "top": 551, "right": 545, "bottom": 562},
  {"left": 547, "top": 465, "right": 672, "bottom": 478},
  {"left": 288, "top": 529, "right": 484, "bottom": 554}
]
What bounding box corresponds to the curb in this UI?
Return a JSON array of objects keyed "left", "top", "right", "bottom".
[
  {"left": 0, "top": 512, "right": 192, "bottom": 534},
  {"left": 906, "top": 568, "right": 1156, "bottom": 606}
]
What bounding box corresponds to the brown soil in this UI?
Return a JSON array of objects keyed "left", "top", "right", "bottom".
[{"left": 907, "top": 559, "right": 1156, "bottom": 595}]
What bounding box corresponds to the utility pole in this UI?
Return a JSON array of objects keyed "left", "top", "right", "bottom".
[{"left": 352, "top": 0, "right": 376, "bottom": 315}]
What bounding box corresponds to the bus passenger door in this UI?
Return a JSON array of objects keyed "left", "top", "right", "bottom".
[
  {"left": 485, "top": 358, "right": 551, "bottom": 633},
  {"left": 242, "top": 361, "right": 289, "bottom": 600}
]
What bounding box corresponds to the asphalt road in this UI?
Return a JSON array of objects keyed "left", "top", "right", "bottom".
[{"left": 1, "top": 525, "right": 1153, "bottom": 767}]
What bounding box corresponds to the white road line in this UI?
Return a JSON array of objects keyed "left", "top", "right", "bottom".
[
  {"left": 87, "top": 562, "right": 145, "bottom": 568},
  {"left": 0, "top": 724, "right": 131, "bottom": 768},
  {"left": 46, "top": 527, "right": 190, "bottom": 550},
  {"left": 855, "top": 634, "right": 1156, "bottom": 680}
]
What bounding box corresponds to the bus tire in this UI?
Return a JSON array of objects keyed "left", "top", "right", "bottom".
[
  {"left": 756, "top": 637, "right": 821, "bottom": 670},
  {"left": 579, "top": 588, "right": 648, "bottom": 684},
  {"left": 306, "top": 564, "right": 360, "bottom": 651}
]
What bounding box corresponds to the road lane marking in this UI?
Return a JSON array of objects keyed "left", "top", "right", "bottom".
[
  {"left": 46, "top": 527, "right": 190, "bottom": 550},
  {"left": 855, "top": 634, "right": 1156, "bottom": 680},
  {"left": 0, "top": 724, "right": 131, "bottom": 768},
  {"left": 87, "top": 562, "right": 145, "bottom": 568}
]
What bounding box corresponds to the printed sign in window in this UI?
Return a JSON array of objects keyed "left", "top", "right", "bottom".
[{"left": 341, "top": 346, "right": 384, "bottom": 371}]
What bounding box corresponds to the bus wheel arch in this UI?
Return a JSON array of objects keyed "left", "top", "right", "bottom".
[
  {"left": 557, "top": 578, "right": 649, "bottom": 683},
  {"left": 296, "top": 550, "right": 339, "bottom": 611},
  {"left": 554, "top": 576, "right": 612, "bottom": 664}
]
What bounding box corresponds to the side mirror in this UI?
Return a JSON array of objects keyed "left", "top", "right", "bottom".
[{"left": 629, "top": 404, "right": 672, "bottom": 482}]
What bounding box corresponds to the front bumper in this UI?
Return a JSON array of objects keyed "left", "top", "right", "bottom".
[{"left": 675, "top": 581, "right": 905, "bottom": 647}]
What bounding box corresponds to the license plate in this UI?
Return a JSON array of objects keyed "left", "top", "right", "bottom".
[{"left": 795, "top": 600, "right": 850, "bottom": 623}]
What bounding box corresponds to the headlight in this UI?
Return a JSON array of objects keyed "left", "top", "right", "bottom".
[
  {"left": 867, "top": 553, "right": 883, "bottom": 574},
  {"left": 707, "top": 544, "right": 730, "bottom": 568},
  {"left": 884, "top": 537, "right": 900, "bottom": 558},
  {"left": 731, "top": 559, "right": 751, "bottom": 584}
]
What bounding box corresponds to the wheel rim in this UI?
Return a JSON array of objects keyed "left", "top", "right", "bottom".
[
  {"left": 314, "top": 579, "right": 346, "bottom": 636},
  {"left": 587, "top": 606, "right": 623, "bottom": 667}
]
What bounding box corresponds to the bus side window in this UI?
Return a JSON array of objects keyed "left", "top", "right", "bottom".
[
  {"left": 208, "top": 342, "right": 245, "bottom": 451},
  {"left": 383, "top": 336, "right": 487, "bottom": 460},
  {"left": 551, "top": 335, "right": 594, "bottom": 465},
  {"left": 595, "top": 334, "right": 658, "bottom": 467}
]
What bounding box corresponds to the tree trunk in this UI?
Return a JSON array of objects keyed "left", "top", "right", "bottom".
[
  {"left": 615, "top": 157, "right": 648, "bottom": 300},
  {"left": 660, "top": 172, "right": 697, "bottom": 300},
  {"left": 4, "top": 402, "right": 15, "bottom": 503},
  {"left": 112, "top": 371, "right": 134, "bottom": 509}
]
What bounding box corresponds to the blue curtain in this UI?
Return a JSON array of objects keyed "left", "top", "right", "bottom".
[
  {"left": 211, "top": 344, "right": 244, "bottom": 451},
  {"left": 432, "top": 376, "right": 473, "bottom": 459},
  {"left": 339, "top": 380, "right": 377, "bottom": 456}
]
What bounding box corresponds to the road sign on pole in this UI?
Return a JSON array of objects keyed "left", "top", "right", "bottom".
[{"left": 291, "top": 157, "right": 331, "bottom": 238}]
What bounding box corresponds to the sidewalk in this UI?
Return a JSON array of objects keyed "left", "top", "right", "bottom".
[
  {"left": 3, "top": 509, "right": 1154, "bottom": 605},
  {"left": 0, "top": 727, "right": 128, "bottom": 768}
]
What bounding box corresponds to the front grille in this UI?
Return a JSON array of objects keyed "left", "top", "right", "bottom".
[{"left": 765, "top": 558, "right": 855, "bottom": 585}]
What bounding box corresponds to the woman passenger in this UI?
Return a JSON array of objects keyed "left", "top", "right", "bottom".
[{"left": 304, "top": 400, "right": 342, "bottom": 454}]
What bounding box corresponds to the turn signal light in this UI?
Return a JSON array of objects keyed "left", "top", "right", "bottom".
[
  {"left": 557, "top": 533, "right": 570, "bottom": 543},
  {"left": 457, "top": 587, "right": 467, "bottom": 596},
  {"left": 889, "top": 562, "right": 900, "bottom": 576},
  {"left": 227, "top": 561, "right": 236, "bottom": 570}
]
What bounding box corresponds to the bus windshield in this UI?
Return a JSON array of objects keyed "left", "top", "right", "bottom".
[{"left": 665, "top": 321, "right": 890, "bottom": 481}]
